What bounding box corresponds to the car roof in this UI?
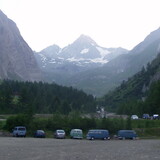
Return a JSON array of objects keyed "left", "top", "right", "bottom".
[
  {"left": 56, "top": 129, "right": 65, "bottom": 132},
  {"left": 15, "top": 126, "right": 26, "bottom": 128},
  {"left": 37, "top": 130, "right": 44, "bottom": 132},
  {"left": 71, "top": 129, "right": 82, "bottom": 131},
  {"left": 118, "top": 130, "right": 135, "bottom": 132},
  {"left": 89, "top": 129, "right": 108, "bottom": 131}
]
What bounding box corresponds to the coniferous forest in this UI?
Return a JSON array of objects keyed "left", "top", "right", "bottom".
[{"left": 0, "top": 80, "right": 96, "bottom": 114}]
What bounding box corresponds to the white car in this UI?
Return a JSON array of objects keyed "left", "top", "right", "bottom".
[
  {"left": 131, "top": 115, "right": 139, "bottom": 120},
  {"left": 153, "top": 114, "right": 159, "bottom": 120},
  {"left": 54, "top": 130, "right": 66, "bottom": 139}
]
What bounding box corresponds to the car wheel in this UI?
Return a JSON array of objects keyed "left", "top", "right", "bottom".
[{"left": 91, "top": 137, "right": 94, "bottom": 140}]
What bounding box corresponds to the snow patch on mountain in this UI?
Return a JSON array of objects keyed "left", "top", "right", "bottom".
[
  {"left": 91, "top": 43, "right": 94, "bottom": 46},
  {"left": 67, "top": 57, "right": 85, "bottom": 62},
  {"left": 39, "top": 54, "right": 47, "bottom": 63},
  {"left": 96, "top": 47, "right": 110, "bottom": 57},
  {"left": 91, "top": 58, "right": 108, "bottom": 64},
  {"left": 66, "top": 57, "right": 108, "bottom": 64},
  {"left": 80, "top": 48, "right": 89, "bottom": 54}
]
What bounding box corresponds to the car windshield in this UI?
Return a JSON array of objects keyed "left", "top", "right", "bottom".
[
  {"left": 37, "top": 130, "right": 44, "bottom": 133},
  {"left": 18, "top": 128, "right": 26, "bottom": 131},
  {"left": 89, "top": 130, "right": 101, "bottom": 134},
  {"left": 57, "top": 130, "right": 65, "bottom": 133}
]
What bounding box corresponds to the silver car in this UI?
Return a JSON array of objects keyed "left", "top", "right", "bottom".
[
  {"left": 54, "top": 130, "right": 66, "bottom": 139},
  {"left": 131, "top": 115, "right": 138, "bottom": 120},
  {"left": 12, "top": 126, "right": 26, "bottom": 137}
]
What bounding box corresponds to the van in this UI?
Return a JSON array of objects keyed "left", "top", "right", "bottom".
[
  {"left": 117, "top": 130, "right": 137, "bottom": 140},
  {"left": 12, "top": 126, "right": 27, "bottom": 137},
  {"left": 86, "top": 129, "right": 110, "bottom": 140},
  {"left": 70, "top": 129, "right": 83, "bottom": 139}
]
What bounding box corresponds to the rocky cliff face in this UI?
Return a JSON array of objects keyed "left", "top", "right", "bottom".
[{"left": 0, "top": 10, "right": 42, "bottom": 81}]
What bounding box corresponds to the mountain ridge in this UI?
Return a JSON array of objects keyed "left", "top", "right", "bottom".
[
  {"left": 102, "top": 51, "right": 160, "bottom": 114},
  {"left": 0, "top": 10, "right": 42, "bottom": 81}
]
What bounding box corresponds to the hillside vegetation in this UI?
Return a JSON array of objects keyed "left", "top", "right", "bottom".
[
  {"left": 101, "top": 52, "right": 160, "bottom": 116},
  {"left": 0, "top": 80, "right": 96, "bottom": 114}
]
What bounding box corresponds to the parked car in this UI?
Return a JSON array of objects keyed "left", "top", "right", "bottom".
[
  {"left": 70, "top": 129, "right": 83, "bottom": 139},
  {"left": 54, "top": 130, "right": 66, "bottom": 139},
  {"left": 117, "top": 130, "right": 137, "bottom": 140},
  {"left": 12, "top": 126, "right": 26, "bottom": 137},
  {"left": 86, "top": 129, "right": 110, "bottom": 140},
  {"left": 153, "top": 114, "right": 159, "bottom": 120},
  {"left": 34, "top": 130, "right": 45, "bottom": 138},
  {"left": 142, "top": 114, "right": 150, "bottom": 119},
  {"left": 131, "top": 115, "right": 139, "bottom": 120}
]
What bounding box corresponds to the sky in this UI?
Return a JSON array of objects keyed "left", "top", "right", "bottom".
[{"left": 0, "top": 0, "right": 160, "bottom": 52}]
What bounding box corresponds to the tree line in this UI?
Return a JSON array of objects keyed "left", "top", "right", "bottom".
[
  {"left": 116, "top": 80, "right": 160, "bottom": 116},
  {"left": 0, "top": 80, "right": 96, "bottom": 114}
]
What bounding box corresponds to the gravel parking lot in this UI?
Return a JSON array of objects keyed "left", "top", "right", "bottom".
[{"left": 0, "top": 137, "right": 160, "bottom": 160}]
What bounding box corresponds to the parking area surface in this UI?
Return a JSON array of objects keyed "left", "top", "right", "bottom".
[{"left": 0, "top": 137, "right": 160, "bottom": 160}]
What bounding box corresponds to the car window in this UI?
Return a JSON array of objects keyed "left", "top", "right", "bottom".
[
  {"left": 18, "top": 128, "right": 26, "bottom": 131},
  {"left": 57, "top": 130, "right": 64, "bottom": 133}
]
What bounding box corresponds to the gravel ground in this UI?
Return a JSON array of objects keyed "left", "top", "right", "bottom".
[{"left": 0, "top": 137, "right": 160, "bottom": 160}]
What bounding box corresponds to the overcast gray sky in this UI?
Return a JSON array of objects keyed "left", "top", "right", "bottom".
[{"left": 1, "top": 0, "right": 160, "bottom": 51}]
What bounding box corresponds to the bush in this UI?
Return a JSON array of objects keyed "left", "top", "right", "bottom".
[{"left": 4, "top": 114, "right": 33, "bottom": 132}]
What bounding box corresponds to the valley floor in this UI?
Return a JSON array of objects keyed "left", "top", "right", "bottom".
[{"left": 0, "top": 137, "right": 160, "bottom": 160}]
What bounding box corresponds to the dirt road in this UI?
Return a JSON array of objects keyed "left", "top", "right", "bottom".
[{"left": 0, "top": 137, "right": 160, "bottom": 160}]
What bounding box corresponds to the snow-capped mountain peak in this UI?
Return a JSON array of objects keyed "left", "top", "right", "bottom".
[
  {"left": 35, "top": 35, "right": 128, "bottom": 76},
  {"left": 40, "top": 44, "right": 61, "bottom": 58},
  {"left": 75, "top": 34, "right": 97, "bottom": 46}
]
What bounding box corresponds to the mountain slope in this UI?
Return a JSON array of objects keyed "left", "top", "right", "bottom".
[
  {"left": 0, "top": 10, "right": 42, "bottom": 81},
  {"left": 65, "top": 28, "right": 160, "bottom": 96},
  {"left": 102, "top": 51, "right": 160, "bottom": 111}
]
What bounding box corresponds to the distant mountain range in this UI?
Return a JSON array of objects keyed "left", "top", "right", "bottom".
[
  {"left": 0, "top": 10, "right": 42, "bottom": 81},
  {"left": 35, "top": 27, "right": 160, "bottom": 96},
  {"left": 1, "top": 10, "right": 160, "bottom": 98},
  {"left": 34, "top": 34, "right": 128, "bottom": 83},
  {"left": 64, "top": 28, "right": 160, "bottom": 96}
]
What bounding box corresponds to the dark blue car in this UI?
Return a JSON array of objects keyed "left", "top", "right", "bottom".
[
  {"left": 34, "top": 130, "right": 45, "bottom": 138},
  {"left": 118, "top": 130, "right": 137, "bottom": 140},
  {"left": 86, "top": 129, "right": 110, "bottom": 140},
  {"left": 142, "top": 114, "right": 150, "bottom": 119}
]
